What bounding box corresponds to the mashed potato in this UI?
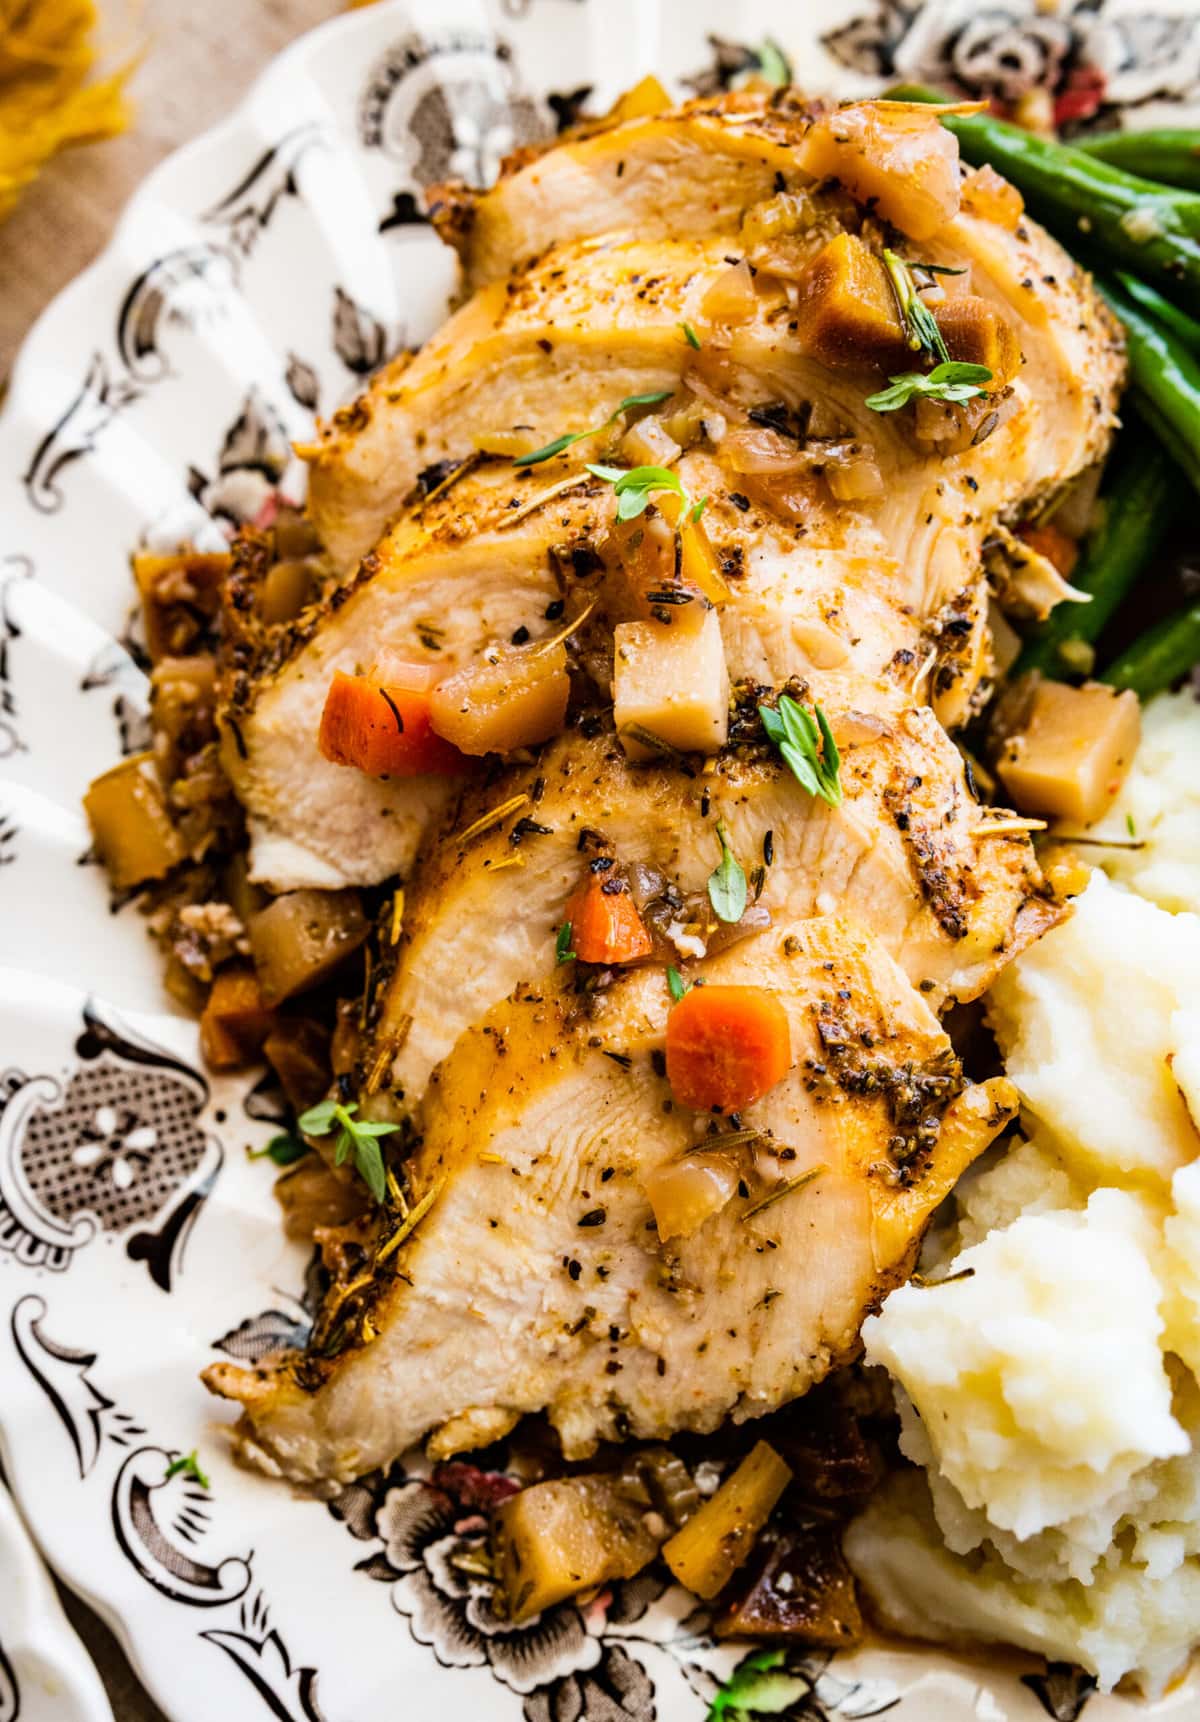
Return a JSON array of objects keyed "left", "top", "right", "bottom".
[
  {"left": 987, "top": 869, "right": 1200, "bottom": 1187},
  {"left": 1091, "top": 690, "right": 1200, "bottom": 914},
  {"left": 848, "top": 767, "right": 1200, "bottom": 1693}
]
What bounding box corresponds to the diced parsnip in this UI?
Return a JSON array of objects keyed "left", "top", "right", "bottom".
[
  {"left": 932, "top": 295, "right": 1021, "bottom": 390},
  {"left": 471, "top": 426, "right": 547, "bottom": 459},
  {"left": 606, "top": 73, "right": 671, "bottom": 123},
  {"left": 247, "top": 889, "right": 368, "bottom": 1005},
  {"left": 429, "top": 641, "right": 569, "bottom": 755},
  {"left": 794, "top": 103, "right": 960, "bottom": 241},
  {"left": 663, "top": 1442, "right": 794, "bottom": 1600},
  {"left": 620, "top": 415, "right": 682, "bottom": 469},
  {"left": 83, "top": 752, "right": 187, "bottom": 890},
  {"left": 701, "top": 260, "right": 759, "bottom": 324},
  {"left": 258, "top": 558, "right": 318, "bottom": 625},
  {"left": 614, "top": 609, "right": 729, "bottom": 761},
  {"left": 961, "top": 163, "right": 1024, "bottom": 231},
  {"left": 132, "top": 551, "right": 230, "bottom": 661},
  {"left": 644, "top": 1149, "right": 740, "bottom": 1242},
  {"left": 794, "top": 234, "right": 908, "bottom": 374},
  {"left": 493, "top": 1474, "right": 664, "bottom": 1622},
  {"left": 200, "top": 966, "right": 274, "bottom": 1070},
  {"left": 994, "top": 677, "right": 1141, "bottom": 826}
]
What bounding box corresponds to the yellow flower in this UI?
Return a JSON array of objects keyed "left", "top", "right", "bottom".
[{"left": 0, "top": 0, "right": 133, "bottom": 223}]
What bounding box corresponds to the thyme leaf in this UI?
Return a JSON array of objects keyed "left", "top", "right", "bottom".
[
  {"left": 707, "top": 818, "right": 748, "bottom": 924},
  {"left": 883, "top": 247, "right": 950, "bottom": 363},
  {"left": 865, "top": 360, "right": 993, "bottom": 414},
  {"left": 248, "top": 1133, "right": 308, "bottom": 1167},
  {"left": 666, "top": 965, "right": 690, "bottom": 1003},
  {"left": 297, "top": 1099, "right": 399, "bottom": 1205},
  {"left": 513, "top": 389, "right": 674, "bottom": 467},
  {"left": 679, "top": 320, "right": 701, "bottom": 349},
  {"left": 165, "top": 1450, "right": 210, "bottom": 1489},
  {"left": 758, "top": 696, "right": 842, "bottom": 806},
  {"left": 555, "top": 921, "right": 576, "bottom": 964},
  {"left": 585, "top": 461, "right": 690, "bottom": 522}
]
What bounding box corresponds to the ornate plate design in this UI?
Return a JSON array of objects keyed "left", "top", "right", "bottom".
[{"left": 3, "top": 3, "right": 1200, "bottom": 1719}]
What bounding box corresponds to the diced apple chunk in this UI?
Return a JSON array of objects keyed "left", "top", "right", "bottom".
[
  {"left": 429, "top": 642, "right": 569, "bottom": 756},
  {"left": 794, "top": 103, "right": 960, "bottom": 241},
  {"left": 614, "top": 609, "right": 730, "bottom": 761},
  {"left": 644, "top": 1150, "right": 739, "bottom": 1242},
  {"left": 995, "top": 678, "right": 1141, "bottom": 826}
]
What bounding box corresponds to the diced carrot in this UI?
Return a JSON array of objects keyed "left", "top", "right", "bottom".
[
  {"left": 1017, "top": 521, "right": 1079, "bottom": 580},
  {"left": 665, "top": 985, "right": 792, "bottom": 1113},
  {"left": 318, "top": 669, "right": 466, "bottom": 778},
  {"left": 565, "top": 875, "right": 654, "bottom": 966},
  {"left": 200, "top": 966, "right": 275, "bottom": 1070}
]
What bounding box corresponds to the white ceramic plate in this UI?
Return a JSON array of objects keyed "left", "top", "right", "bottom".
[{"left": 4, "top": 3, "right": 1200, "bottom": 1718}]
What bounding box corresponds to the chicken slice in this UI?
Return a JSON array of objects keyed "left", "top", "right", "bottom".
[
  {"left": 306, "top": 231, "right": 833, "bottom": 570},
  {"left": 204, "top": 915, "right": 1018, "bottom": 1482},
  {"left": 430, "top": 92, "right": 821, "bottom": 291},
  {"left": 371, "top": 719, "right": 1060, "bottom": 1106}
]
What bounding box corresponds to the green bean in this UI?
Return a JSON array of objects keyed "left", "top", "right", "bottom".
[
  {"left": 1114, "top": 272, "right": 1200, "bottom": 356},
  {"left": 1012, "top": 434, "right": 1179, "bottom": 681},
  {"left": 1078, "top": 130, "right": 1200, "bottom": 194},
  {"left": 1102, "top": 603, "right": 1200, "bottom": 698},
  {"left": 886, "top": 84, "right": 1200, "bottom": 312},
  {"left": 1098, "top": 278, "right": 1200, "bottom": 497}
]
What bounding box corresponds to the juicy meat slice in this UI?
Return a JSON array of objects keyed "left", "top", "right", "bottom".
[
  {"left": 372, "top": 721, "right": 1061, "bottom": 1106},
  {"left": 307, "top": 233, "right": 801, "bottom": 570},
  {"left": 204, "top": 915, "right": 1018, "bottom": 1482},
  {"left": 221, "top": 464, "right": 603, "bottom": 890},
  {"left": 431, "top": 91, "right": 821, "bottom": 290}
]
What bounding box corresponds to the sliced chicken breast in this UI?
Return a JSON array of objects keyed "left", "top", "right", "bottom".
[
  {"left": 205, "top": 914, "right": 1018, "bottom": 1481},
  {"left": 372, "top": 718, "right": 1060, "bottom": 1106}
]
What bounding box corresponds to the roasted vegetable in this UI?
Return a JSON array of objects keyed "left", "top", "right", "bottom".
[
  {"left": 133, "top": 550, "right": 230, "bottom": 662},
  {"left": 994, "top": 676, "right": 1141, "bottom": 826},
  {"left": 83, "top": 752, "right": 187, "bottom": 890},
  {"left": 932, "top": 295, "right": 1021, "bottom": 388},
  {"left": 614, "top": 609, "right": 730, "bottom": 760},
  {"left": 428, "top": 641, "right": 569, "bottom": 755},
  {"left": 893, "top": 84, "right": 1200, "bottom": 311},
  {"left": 258, "top": 558, "right": 318, "bottom": 625},
  {"left": 247, "top": 889, "right": 369, "bottom": 1005},
  {"left": 563, "top": 874, "right": 653, "bottom": 966},
  {"left": 199, "top": 966, "right": 274, "bottom": 1070},
  {"left": 794, "top": 234, "right": 908, "bottom": 374},
  {"left": 663, "top": 1441, "right": 794, "bottom": 1601},
  {"left": 493, "top": 1472, "right": 664, "bottom": 1621},
  {"left": 795, "top": 102, "right": 960, "bottom": 241},
  {"left": 1078, "top": 129, "right": 1200, "bottom": 194},
  {"left": 713, "top": 1525, "right": 863, "bottom": 1648},
  {"left": 1102, "top": 601, "right": 1200, "bottom": 699},
  {"left": 666, "top": 984, "right": 792, "bottom": 1114},
  {"left": 263, "top": 1018, "right": 333, "bottom": 1112},
  {"left": 318, "top": 670, "right": 467, "bottom": 778},
  {"left": 1113, "top": 272, "right": 1200, "bottom": 356},
  {"left": 1014, "top": 435, "right": 1178, "bottom": 681}
]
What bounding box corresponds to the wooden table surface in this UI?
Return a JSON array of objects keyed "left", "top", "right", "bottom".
[{"left": 2, "top": 9, "right": 344, "bottom": 1710}]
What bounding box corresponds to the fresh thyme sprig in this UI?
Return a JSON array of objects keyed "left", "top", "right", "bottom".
[
  {"left": 865, "top": 361, "right": 993, "bottom": 414},
  {"left": 759, "top": 696, "right": 843, "bottom": 806},
  {"left": 513, "top": 389, "right": 674, "bottom": 467},
  {"left": 297, "top": 1099, "right": 399, "bottom": 1205},
  {"left": 883, "top": 247, "right": 950, "bottom": 363},
  {"left": 707, "top": 819, "right": 748, "bottom": 923},
  {"left": 586, "top": 462, "right": 708, "bottom": 524}
]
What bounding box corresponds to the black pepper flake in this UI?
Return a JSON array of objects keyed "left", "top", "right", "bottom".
[
  {"left": 651, "top": 1049, "right": 666, "bottom": 1078},
  {"left": 600, "top": 876, "right": 627, "bottom": 896},
  {"left": 510, "top": 817, "right": 553, "bottom": 845},
  {"left": 578, "top": 1208, "right": 607, "bottom": 1227},
  {"left": 601, "top": 1166, "right": 615, "bottom": 1182},
  {"left": 763, "top": 830, "right": 774, "bottom": 865},
  {"left": 531, "top": 775, "right": 546, "bottom": 803},
  {"left": 730, "top": 492, "right": 751, "bottom": 512},
  {"left": 589, "top": 855, "right": 615, "bottom": 873},
  {"left": 603, "top": 1050, "right": 633, "bottom": 1070},
  {"left": 510, "top": 624, "right": 530, "bottom": 645},
  {"left": 567, "top": 1258, "right": 582, "bottom": 1280},
  {"left": 545, "top": 598, "right": 565, "bottom": 620},
  {"left": 700, "top": 787, "right": 711, "bottom": 817}
]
